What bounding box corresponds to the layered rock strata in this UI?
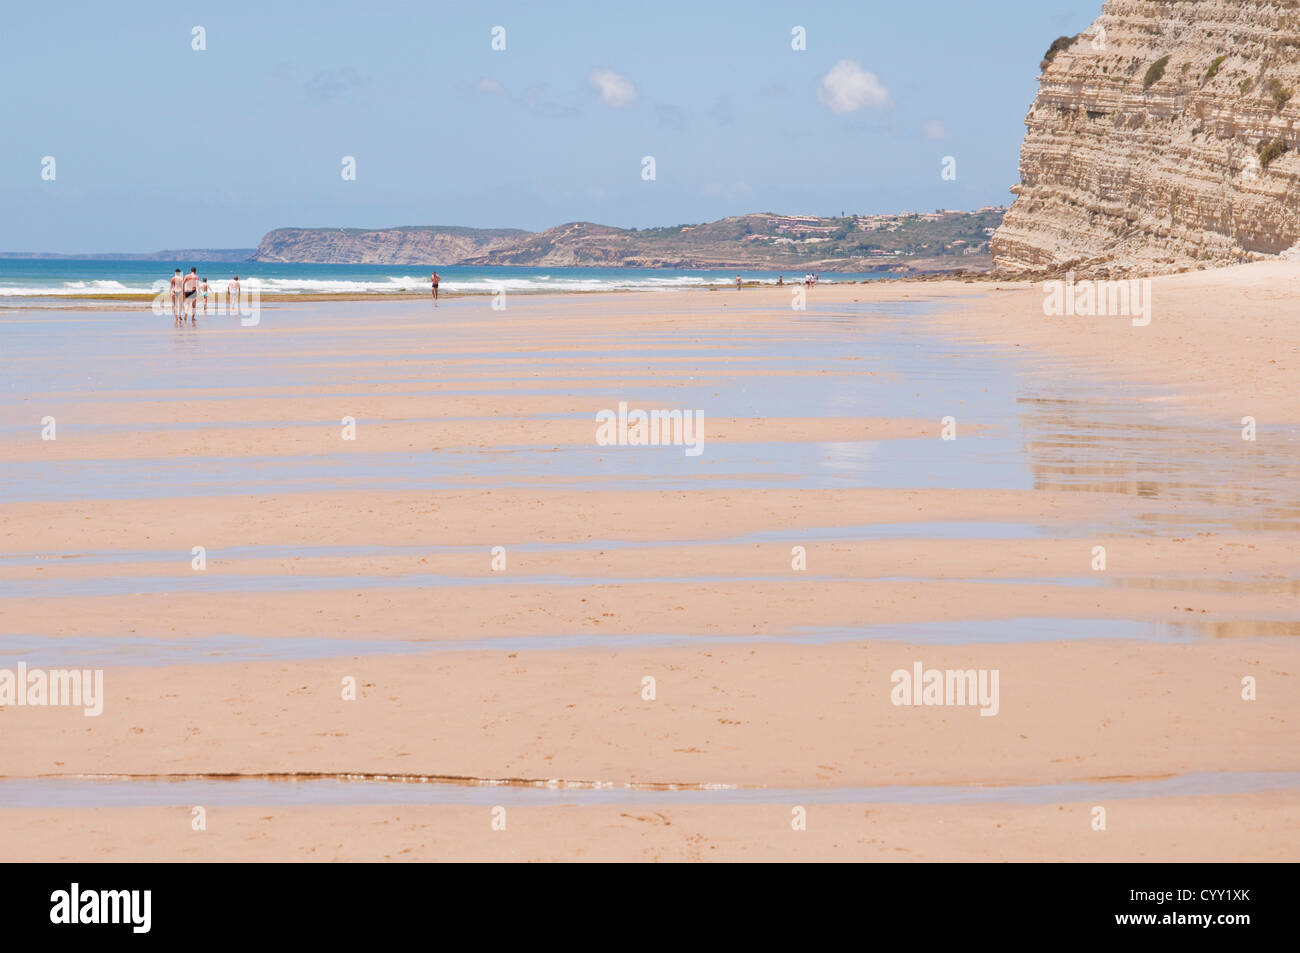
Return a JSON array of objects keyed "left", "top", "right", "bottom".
[{"left": 994, "top": 0, "right": 1300, "bottom": 275}]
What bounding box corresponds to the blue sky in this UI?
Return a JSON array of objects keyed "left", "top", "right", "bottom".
[{"left": 1, "top": 0, "right": 1103, "bottom": 252}]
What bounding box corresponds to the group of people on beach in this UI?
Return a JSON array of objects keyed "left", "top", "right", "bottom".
[
  {"left": 169, "top": 267, "right": 240, "bottom": 325},
  {"left": 163, "top": 267, "right": 814, "bottom": 313},
  {"left": 760, "top": 273, "right": 820, "bottom": 289},
  {"left": 737, "top": 274, "right": 818, "bottom": 289}
]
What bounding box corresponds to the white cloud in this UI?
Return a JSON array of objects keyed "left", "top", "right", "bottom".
[
  {"left": 478, "top": 78, "right": 506, "bottom": 95},
  {"left": 589, "top": 68, "right": 637, "bottom": 108},
  {"left": 923, "top": 119, "right": 948, "bottom": 140},
  {"left": 817, "top": 60, "right": 889, "bottom": 113}
]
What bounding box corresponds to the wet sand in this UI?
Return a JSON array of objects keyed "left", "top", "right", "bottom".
[{"left": 1, "top": 273, "right": 1297, "bottom": 861}]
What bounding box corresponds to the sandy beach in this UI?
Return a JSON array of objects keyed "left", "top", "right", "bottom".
[{"left": 1, "top": 272, "right": 1297, "bottom": 861}]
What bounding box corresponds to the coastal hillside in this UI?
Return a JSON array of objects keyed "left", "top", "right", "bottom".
[
  {"left": 252, "top": 209, "right": 1006, "bottom": 273},
  {"left": 251, "top": 226, "right": 529, "bottom": 266},
  {"left": 994, "top": 0, "right": 1300, "bottom": 276}
]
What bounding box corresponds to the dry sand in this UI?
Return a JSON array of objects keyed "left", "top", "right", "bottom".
[
  {"left": 2, "top": 640, "right": 1294, "bottom": 786},
  {"left": 4, "top": 794, "right": 1296, "bottom": 862}
]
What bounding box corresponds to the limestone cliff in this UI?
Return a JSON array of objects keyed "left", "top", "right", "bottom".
[
  {"left": 252, "top": 226, "right": 528, "bottom": 264},
  {"left": 993, "top": 0, "right": 1300, "bottom": 276}
]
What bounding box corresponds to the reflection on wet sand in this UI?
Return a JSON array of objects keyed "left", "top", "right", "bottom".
[{"left": 1017, "top": 396, "right": 1300, "bottom": 533}]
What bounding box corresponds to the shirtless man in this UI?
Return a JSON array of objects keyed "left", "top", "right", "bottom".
[
  {"left": 169, "top": 269, "right": 183, "bottom": 325},
  {"left": 431, "top": 271, "right": 440, "bottom": 301},
  {"left": 227, "top": 275, "right": 240, "bottom": 315},
  {"left": 183, "top": 267, "right": 199, "bottom": 323}
]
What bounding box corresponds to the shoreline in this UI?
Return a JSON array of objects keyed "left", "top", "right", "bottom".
[
  {"left": 0, "top": 269, "right": 998, "bottom": 307},
  {"left": 2, "top": 252, "right": 1275, "bottom": 309},
  {"left": 0, "top": 281, "right": 891, "bottom": 306}
]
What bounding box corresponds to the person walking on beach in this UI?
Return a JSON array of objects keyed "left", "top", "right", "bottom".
[
  {"left": 736, "top": 275, "right": 742, "bottom": 291},
  {"left": 200, "top": 277, "right": 209, "bottom": 314},
  {"left": 169, "top": 269, "right": 183, "bottom": 325},
  {"left": 431, "top": 271, "right": 440, "bottom": 301},
  {"left": 227, "top": 275, "right": 240, "bottom": 315},
  {"left": 183, "top": 267, "right": 199, "bottom": 323}
]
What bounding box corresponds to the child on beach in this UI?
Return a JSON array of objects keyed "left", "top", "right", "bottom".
[
  {"left": 227, "top": 275, "right": 240, "bottom": 315},
  {"left": 201, "top": 278, "right": 209, "bottom": 313}
]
